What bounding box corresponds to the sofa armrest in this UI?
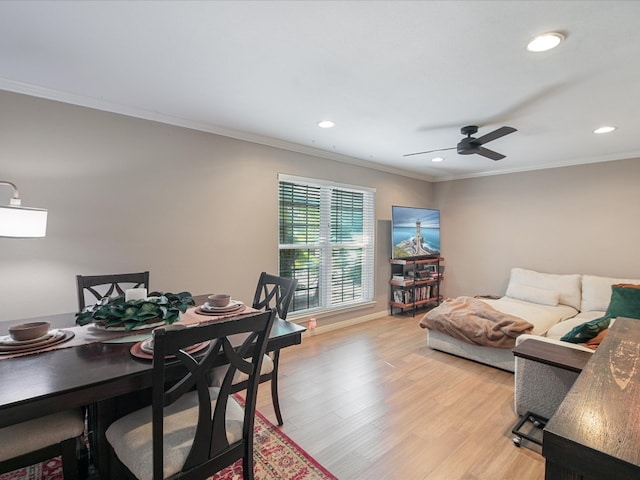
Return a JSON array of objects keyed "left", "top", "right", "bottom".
[
  {"left": 513, "top": 334, "right": 593, "bottom": 418},
  {"left": 515, "top": 333, "right": 594, "bottom": 352}
]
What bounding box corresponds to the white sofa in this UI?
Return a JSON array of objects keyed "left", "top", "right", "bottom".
[{"left": 426, "top": 268, "right": 640, "bottom": 373}]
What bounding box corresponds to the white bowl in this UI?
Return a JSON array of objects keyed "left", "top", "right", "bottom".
[
  {"left": 9, "top": 321, "right": 51, "bottom": 341},
  {"left": 208, "top": 294, "right": 231, "bottom": 307}
]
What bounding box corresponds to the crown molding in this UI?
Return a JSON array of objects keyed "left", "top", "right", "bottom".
[
  {"left": 0, "top": 78, "right": 437, "bottom": 182},
  {"left": 3, "top": 77, "right": 635, "bottom": 184},
  {"left": 431, "top": 152, "right": 640, "bottom": 182}
]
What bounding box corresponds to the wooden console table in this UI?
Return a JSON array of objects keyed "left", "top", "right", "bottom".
[{"left": 542, "top": 317, "right": 640, "bottom": 480}]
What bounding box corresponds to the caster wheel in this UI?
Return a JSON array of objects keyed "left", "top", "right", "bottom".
[{"left": 512, "top": 436, "right": 522, "bottom": 447}]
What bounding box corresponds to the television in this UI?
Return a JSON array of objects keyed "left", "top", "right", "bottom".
[{"left": 391, "top": 206, "right": 440, "bottom": 259}]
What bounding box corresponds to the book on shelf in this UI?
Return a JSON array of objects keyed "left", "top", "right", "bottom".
[
  {"left": 393, "top": 290, "right": 402, "bottom": 303},
  {"left": 392, "top": 285, "right": 439, "bottom": 305},
  {"left": 391, "top": 277, "right": 414, "bottom": 286},
  {"left": 393, "top": 288, "right": 417, "bottom": 304},
  {"left": 415, "top": 285, "right": 434, "bottom": 301}
]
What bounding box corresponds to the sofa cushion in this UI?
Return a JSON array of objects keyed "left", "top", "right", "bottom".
[
  {"left": 508, "top": 268, "right": 582, "bottom": 310},
  {"left": 483, "top": 297, "right": 578, "bottom": 336},
  {"left": 560, "top": 284, "right": 640, "bottom": 344},
  {"left": 506, "top": 282, "right": 559, "bottom": 306},
  {"left": 546, "top": 311, "right": 605, "bottom": 340},
  {"left": 581, "top": 275, "right": 640, "bottom": 312}
]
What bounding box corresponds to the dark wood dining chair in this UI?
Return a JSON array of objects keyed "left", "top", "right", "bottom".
[
  {"left": 76, "top": 271, "right": 149, "bottom": 310},
  {"left": 210, "top": 272, "right": 298, "bottom": 425},
  {"left": 76, "top": 270, "right": 150, "bottom": 474},
  {"left": 105, "top": 309, "right": 277, "bottom": 480},
  {"left": 0, "top": 409, "right": 86, "bottom": 479}
]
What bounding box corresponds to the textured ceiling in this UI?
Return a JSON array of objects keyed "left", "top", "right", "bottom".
[{"left": 1, "top": 1, "right": 639, "bottom": 181}]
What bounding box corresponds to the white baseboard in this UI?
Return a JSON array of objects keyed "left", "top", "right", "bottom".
[{"left": 295, "top": 310, "right": 388, "bottom": 338}]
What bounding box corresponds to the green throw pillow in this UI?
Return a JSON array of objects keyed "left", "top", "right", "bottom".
[
  {"left": 606, "top": 284, "right": 640, "bottom": 319},
  {"left": 561, "top": 314, "right": 611, "bottom": 343},
  {"left": 561, "top": 284, "right": 640, "bottom": 344}
]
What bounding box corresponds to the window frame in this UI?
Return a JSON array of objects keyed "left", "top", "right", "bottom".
[{"left": 278, "top": 174, "right": 376, "bottom": 317}]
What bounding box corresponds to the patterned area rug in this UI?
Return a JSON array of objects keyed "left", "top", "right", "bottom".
[
  {"left": 0, "top": 408, "right": 337, "bottom": 480},
  {"left": 0, "top": 459, "right": 61, "bottom": 480}
]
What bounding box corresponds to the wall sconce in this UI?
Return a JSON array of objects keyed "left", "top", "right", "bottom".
[{"left": 0, "top": 181, "right": 48, "bottom": 238}]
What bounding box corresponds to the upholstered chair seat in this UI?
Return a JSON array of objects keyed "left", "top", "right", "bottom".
[
  {"left": 0, "top": 409, "right": 85, "bottom": 478},
  {"left": 106, "top": 387, "right": 244, "bottom": 480},
  {"left": 210, "top": 353, "right": 274, "bottom": 386}
]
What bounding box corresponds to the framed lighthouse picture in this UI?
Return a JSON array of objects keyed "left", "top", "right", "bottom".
[{"left": 391, "top": 206, "right": 440, "bottom": 260}]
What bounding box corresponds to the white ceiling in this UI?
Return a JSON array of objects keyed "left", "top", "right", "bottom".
[{"left": 1, "top": 1, "right": 639, "bottom": 181}]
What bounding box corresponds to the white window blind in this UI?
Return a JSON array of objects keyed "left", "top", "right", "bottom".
[{"left": 278, "top": 174, "right": 375, "bottom": 315}]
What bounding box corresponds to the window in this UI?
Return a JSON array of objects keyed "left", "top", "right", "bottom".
[{"left": 278, "top": 174, "right": 375, "bottom": 315}]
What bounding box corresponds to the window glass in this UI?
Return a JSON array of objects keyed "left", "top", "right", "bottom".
[{"left": 279, "top": 175, "right": 375, "bottom": 315}]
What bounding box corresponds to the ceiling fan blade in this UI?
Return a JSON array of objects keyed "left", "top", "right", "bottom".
[
  {"left": 403, "top": 147, "right": 456, "bottom": 157},
  {"left": 476, "top": 147, "right": 505, "bottom": 161},
  {"left": 475, "top": 126, "right": 517, "bottom": 145}
]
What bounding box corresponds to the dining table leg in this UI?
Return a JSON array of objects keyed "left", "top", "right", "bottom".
[{"left": 90, "top": 389, "right": 153, "bottom": 480}]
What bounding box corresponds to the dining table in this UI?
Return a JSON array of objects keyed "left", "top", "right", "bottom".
[{"left": 0, "top": 294, "right": 306, "bottom": 478}]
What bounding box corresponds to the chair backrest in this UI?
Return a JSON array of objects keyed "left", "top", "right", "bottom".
[
  {"left": 151, "top": 309, "right": 276, "bottom": 479},
  {"left": 76, "top": 271, "right": 149, "bottom": 311},
  {"left": 252, "top": 272, "right": 298, "bottom": 320}
]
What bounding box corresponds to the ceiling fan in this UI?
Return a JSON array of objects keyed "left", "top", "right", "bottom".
[{"left": 404, "top": 125, "right": 517, "bottom": 161}]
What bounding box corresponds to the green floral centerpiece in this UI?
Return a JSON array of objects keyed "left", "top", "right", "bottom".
[{"left": 76, "top": 291, "right": 195, "bottom": 331}]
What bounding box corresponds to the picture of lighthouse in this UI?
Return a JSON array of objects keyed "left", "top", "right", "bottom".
[{"left": 391, "top": 206, "right": 440, "bottom": 259}]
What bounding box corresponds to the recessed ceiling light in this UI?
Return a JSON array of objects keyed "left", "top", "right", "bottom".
[
  {"left": 593, "top": 126, "right": 616, "bottom": 134},
  {"left": 317, "top": 120, "right": 335, "bottom": 129},
  {"left": 431, "top": 157, "right": 444, "bottom": 163},
  {"left": 527, "top": 32, "right": 565, "bottom": 52}
]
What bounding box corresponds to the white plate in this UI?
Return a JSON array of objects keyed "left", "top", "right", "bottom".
[
  {"left": 93, "top": 321, "right": 165, "bottom": 331},
  {"left": 140, "top": 337, "right": 154, "bottom": 354},
  {"left": 138, "top": 337, "right": 206, "bottom": 355},
  {"left": 0, "top": 330, "right": 65, "bottom": 352},
  {"left": 0, "top": 331, "right": 55, "bottom": 346},
  {"left": 201, "top": 300, "right": 244, "bottom": 312}
]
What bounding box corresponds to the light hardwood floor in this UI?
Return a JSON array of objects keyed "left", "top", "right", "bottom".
[{"left": 255, "top": 314, "right": 545, "bottom": 480}]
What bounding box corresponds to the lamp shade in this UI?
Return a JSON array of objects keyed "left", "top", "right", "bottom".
[{"left": 0, "top": 205, "right": 48, "bottom": 238}]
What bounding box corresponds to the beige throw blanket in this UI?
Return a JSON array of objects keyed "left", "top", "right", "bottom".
[{"left": 419, "top": 296, "right": 534, "bottom": 348}]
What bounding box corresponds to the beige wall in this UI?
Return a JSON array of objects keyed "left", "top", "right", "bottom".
[
  {"left": 2, "top": 90, "right": 638, "bottom": 326},
  {"left": 0, "top": 91, "right": 431, "bottom": 323},
  {"left": 434, "top": 158, "right": 640, "bottom": 298}
]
